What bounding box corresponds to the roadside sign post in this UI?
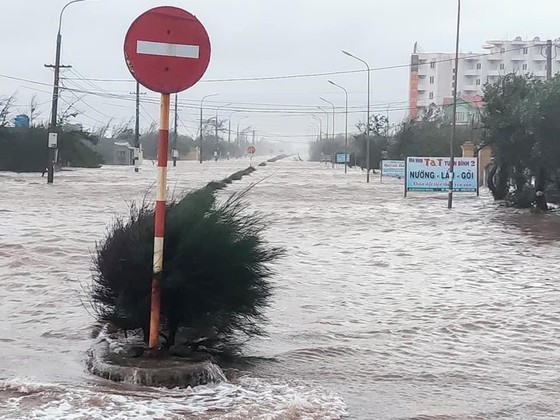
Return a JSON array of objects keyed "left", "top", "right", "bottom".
[
  {"left": 404, "top": 156, "right": 478, "bottom": 199},
  {"left": 247, "top": 145, "right": 256, "bottom": 166},
  {"left": 124, "top": 6, "right": 211, "bottom": 352}
]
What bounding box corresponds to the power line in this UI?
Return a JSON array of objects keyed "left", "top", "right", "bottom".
[{"left": 58, "top": 43, "right": 539, "bottom": 84}]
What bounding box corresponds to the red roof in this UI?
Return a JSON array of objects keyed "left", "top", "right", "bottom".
[{"left": 443, "top": 94, "right": 485, "bottom": 108}]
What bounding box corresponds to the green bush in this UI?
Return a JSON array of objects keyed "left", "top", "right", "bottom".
[{"left": 91, "top": 183, "right": 283, "bottom": 354}]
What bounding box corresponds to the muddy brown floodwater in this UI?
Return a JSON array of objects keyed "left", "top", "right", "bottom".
[{"left": 1, "top": 159, "right": 560, "bottom": 419}]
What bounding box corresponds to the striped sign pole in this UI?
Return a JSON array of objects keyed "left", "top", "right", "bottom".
[{"left": 148, "top": 93, "right": 171, "bottom": 351}]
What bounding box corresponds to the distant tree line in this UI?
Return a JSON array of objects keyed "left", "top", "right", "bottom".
[{"left": 309, "top": 113, "right": 479, "bottom": 173}]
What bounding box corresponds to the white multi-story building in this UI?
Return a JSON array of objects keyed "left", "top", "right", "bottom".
[{"left": 408, "top": 37, "right": 560, "bottom": 120}]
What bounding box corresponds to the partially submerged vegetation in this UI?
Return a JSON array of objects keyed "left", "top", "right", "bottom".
[{"left": 90, "top": 167, "right": 284, "bottom": 356}]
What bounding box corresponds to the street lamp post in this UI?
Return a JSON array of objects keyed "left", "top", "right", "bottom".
[
  {"left": 236, "top": 116, "right": 248, "bottom": 148},
  {"left": 343, "top": 50, "right": 371, "bottom": 182},
  {"left": 228, "top": 110, "right": 242, "bottom": 144},
  {"left": 320, "top": 97, "right": 335, "bottom": 139},
  {"left": 448, "top": 0, "right": 461, "bottom": 209},
  {"left": 46, "top": 0, "right": 89, "bottom": 184},
  {"left": 328, "top": 81, "right": 349, "bottom": 174},
  {"left": 199, "top": 93, "right": 218, "bottom": 163},
  {"left": 317, "top": 106, "right": 329, "bottom": 140},
  {"left": 311, "top": 114, "right": 322, "bottom": 141},
  {"left": 214, "top": 103, "right": 231, "bottom": 142}
]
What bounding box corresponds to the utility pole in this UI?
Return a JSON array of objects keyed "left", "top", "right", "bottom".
[
  {"left": 546, "top": 39, "right": 553, "bottom": 80},
  {"left": 173, "top": 93, "right": 178, "bottom": 167},
  {"left": 199, "top": 93, "right": 218, "bottom": 163},
  {"left": 236, "top": 122, "right": 240, "bottom": 146},
  {"left": 45, "top": 40, "right": 71, "bottom": 184},
  {"left": 215, "top": 115, "right": 219, "bottom": 141},
  {"left": 45, "top": 0, "right": 87, "bottom": 184},
  {"left": 228, "top": 119, "right": 231, "bottom": 143},
  {"left": 130, "top": 82, "right": 146, "bottom": 172},
  {"left": 252, "top": 129, "right": 255, "bottom": 145},
  {"left": 134, "top": 81, "right": 140, "bottom": 172},
  {"left": 448, "top": 0, "right": 461, "bottom": 210}
]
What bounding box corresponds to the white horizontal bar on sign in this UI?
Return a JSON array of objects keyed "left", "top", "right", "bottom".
[{"left": 137, "top": 40, "right": 200, "bottom": 59}]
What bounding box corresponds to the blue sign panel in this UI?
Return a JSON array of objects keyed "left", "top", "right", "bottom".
[
  {"left": 335, "top": 153, "right": 350, "bottom": 164},
  {"left": 405, "top": 157, "right": 478, "bottom": 192},
  {"left": 381, "top": 160, "right": 405, "bottom": 178}
]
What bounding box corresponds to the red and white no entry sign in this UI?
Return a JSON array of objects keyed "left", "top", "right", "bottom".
[
  {"left": 124, "top": 6, "right": 211, "bottom": 93},
  {"left": 247, "top": 146, "right": 256, "bottom": 155}
]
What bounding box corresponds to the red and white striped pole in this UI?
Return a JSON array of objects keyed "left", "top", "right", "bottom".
[{"left": 148, "top": 93, "right": 171, "bottom": 351}]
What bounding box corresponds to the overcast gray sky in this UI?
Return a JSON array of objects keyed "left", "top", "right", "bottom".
[{"left": 2, "top": 1, "right": 560, "bottom": 150}]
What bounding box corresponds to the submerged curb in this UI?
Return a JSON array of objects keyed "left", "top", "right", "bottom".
[{"left": 86, "top": 337, "right": 227, "bottom": 388}]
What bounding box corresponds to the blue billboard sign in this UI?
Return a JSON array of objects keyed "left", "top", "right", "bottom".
[
  {"left": 381, "top": 160, "right": 405, "bottom": 179},
  {"left": 405, "top": 157, "right": 478, "bottom": 192},
  {"left": 335, "top": 153, "right": 350, "bottom": 164}
]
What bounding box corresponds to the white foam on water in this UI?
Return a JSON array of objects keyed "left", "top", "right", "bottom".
[{"left": 0, "top": 376, "right": 347, "bottom": 419}]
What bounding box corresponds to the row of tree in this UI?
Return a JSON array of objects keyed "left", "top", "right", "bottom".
[
  {"left": 309, "top": 115, "right": 479, "bottom": 173},
  {"left": 482, "top": 74, "right": 560, "bottom": 209},
  {"left": 0, "top": 92, "right": 260, "bottom": 171}
]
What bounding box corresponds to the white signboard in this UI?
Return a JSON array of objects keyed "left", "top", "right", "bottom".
[
  {"left": 405, "top": 157, "right": 478, "bottom": 192},
  {"left": 48, "top": 133, "right": 58, "bottom": 149},
  {"left": 381, "top": 160, "right": 405, "bottom": 179}
]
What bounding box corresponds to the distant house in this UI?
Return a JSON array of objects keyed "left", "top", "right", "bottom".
[
  {"left": 14, "top": 114, "right": 30, "bottom": 128},
  {"left": 442, "top": 95, "right": 484, "bottom": 125},
  {"left": 95, "top": 138, "right": 141, "bottom": 165}
]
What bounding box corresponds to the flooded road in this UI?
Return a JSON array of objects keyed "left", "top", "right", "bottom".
[{"left": 2, "top": 159, "right": 560, "bottom": 419}]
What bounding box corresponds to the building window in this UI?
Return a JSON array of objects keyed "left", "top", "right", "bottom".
[
  {"left": 476, "top": 78, "right": 481, "bottom": 86},
  {"left": 429, "top": 92, "right": 434, "bottom": 99},
  {"left": 500, "top": 63, "right": 505, "bottom": 70},
  {"left": 523, "top": 63, "right": 528, "bottom": 71},
  {"left": 429, "top": 76, "right": 435, "bottom": 84},
  {"left": 523, "top": 47, "right": 528, "bottom": 55},
  {"left": 476, "top": 63, "right": 482, "bottom": 70},
  {"left": 456, "top": 112, "right": 467, "bottom": 123},
  {"left": 500, "top": 47, "right": 506, "bottom": 54},
  {"left": 452, "top": 75, "right": 455, "bottom": 81},
  {"left": 430, "top": 61, "right": 436, "bottom": 69},
  {"left": 452, "top": 68, "right": 456, "bottom": 73}
]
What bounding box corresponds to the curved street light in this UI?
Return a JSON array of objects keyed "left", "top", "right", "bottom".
[
  {"left": 319, "top": 97, "right": 335, "bottom": 139},
  {"left": 199, "top": 93, "right": 219, "bottom": 163},
  {"left": 342, "top": 50, "right": 371, "bottom": 182},
  {"left": 328, "top": 80, "right": 349, "bottom": 174},
  {"left": 228, "top": 110, "right": 243, "bottom": 144},
  {"left": 311, "top": 114, "right": 322, "bottom": 141},
  {"left": 317, "top": 106, "right": 330, "bottom": 140},
  {"left": 47, "top": 0, "right": 91, "bottom": 184}
]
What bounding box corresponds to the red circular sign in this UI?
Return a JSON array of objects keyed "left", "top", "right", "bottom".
[
  {"left": 124, "top": 7, "right": 211, "bottom": 93},
  {"left": 247, "top": 146, "right": 256, "bottom": 155}
]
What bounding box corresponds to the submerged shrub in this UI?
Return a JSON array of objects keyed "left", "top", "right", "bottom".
[{"left": 91, "top": 183, "right": 283, "bottom": 354}]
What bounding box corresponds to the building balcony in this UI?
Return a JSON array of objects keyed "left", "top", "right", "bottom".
[
  {"left": 487, "top": 70, "right": 502, "bottom": 76},
  {"left": 486, "top": 55, "right": 503, "bottom": 61},
  {"left": 463, "top": 85, "right": 479, "bottom": 92},
  {"left": 533, "top": 71, "right": 547, "bottom": 77},
  {"left": 464, "top": 69, "right": 480, "bottom": 76},
  {"left": 510, "top": 55, "right": 526, "bottom": 61},
  {"left": 533, "top": 56, "right": 546, "bottom": 62}
]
